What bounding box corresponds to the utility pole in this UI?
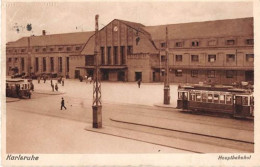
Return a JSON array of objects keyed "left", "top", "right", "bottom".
[
  {"left": 27, "top": 37, "right": 32, "bottom": 78},
  {"left": 92, "top": 14, "right": 102, "bottom": 128},
  {"left": 163, "top": 27, "right": 170, "bottom": 104}
]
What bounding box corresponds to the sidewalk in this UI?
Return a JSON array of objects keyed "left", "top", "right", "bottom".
[
  {"left": 154, "top": 103, "right": 177, "bottom": 109},
  {"left": 110, "top": 113, "right": 253, "bottom": 143}
]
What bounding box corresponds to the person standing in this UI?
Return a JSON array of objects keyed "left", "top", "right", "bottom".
[
  {"left": 60, "top": 97, "right": 67, "bottom": 110},
  {"left": 137, "top": 79, "right": 141, "bottom": 88},
  {"left": 50, "top": 79, "right": 53, "bottom": 85},
  {"left": 51, "top": 84, "right": 54, "bottom": 92},
  {"left": 38, "top": 77, "right": 40, "bottom": 84},
  {"left": 55, "top": 83, "right": 58, "bottom": 91},
  {"left": 62, "top": 78, "right": 64, "bottom": 86}
]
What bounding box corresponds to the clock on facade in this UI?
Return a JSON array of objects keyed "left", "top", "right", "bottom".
[{"left": 113, "top": 26, "right": 118, "bottom": 32}]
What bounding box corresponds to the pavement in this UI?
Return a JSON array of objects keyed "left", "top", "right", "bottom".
[
  {"left": 6, "top": 97, "right": 20, "bottom": 103},
  {"left": 5, "top": 78, "right": 255, "bottom": 153}
]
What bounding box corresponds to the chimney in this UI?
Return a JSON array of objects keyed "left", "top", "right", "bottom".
[{"left": 42, "top": 30, "right": 46, "bottom": 36}]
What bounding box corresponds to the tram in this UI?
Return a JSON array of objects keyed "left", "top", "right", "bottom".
[
  {"left": 6, "top": 79, "right": 31, "bottom": 98},
  {"left": 177, "top": 84, "right": 254, "bottom": 118}
]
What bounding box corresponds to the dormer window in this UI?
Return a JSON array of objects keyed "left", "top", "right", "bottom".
[
  {"left": 76, "top": 46, "right": 81, "bottom": 50},
  {"left": 226, "top": 39, "right": 235, "bottom": 45},
  {"left": 191, "top": 41, "right": 199, "bottom": 47},
  {"left": 49, "top": 48, "right": 54, "bottom": 52},
  {"left": 42, "top": 48, "right": 47, "bottom": 52},
  {"left": 67, "top": 47, "right": 71, "bottom": 51},
  {"left": 58, "top": 47, "right": 63, "bottom": 51}
]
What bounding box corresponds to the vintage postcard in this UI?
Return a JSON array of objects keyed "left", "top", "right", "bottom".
[{"left": 1, "top": 0, "right": 260, "bottom": 166}]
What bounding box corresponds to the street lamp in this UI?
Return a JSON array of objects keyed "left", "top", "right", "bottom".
[
  {"left": 163, "top": 27, "right": 170, "bottom": 104},
  {"left": 92, "top": 14, "right": 102, "bottom": 128}
]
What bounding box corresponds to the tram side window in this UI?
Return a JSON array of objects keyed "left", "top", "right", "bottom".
[
  {"left": 214, "top": 94, "right": 219, "bottom": 103},
  {"left": 190, "top": 93, "right": 196, "bottom": 101},
  {"left": 183, "top": 92, "right": 188, "bottom": 100},
  {"left": 242, "top": 96, "right": 249, "bottom": 106},
  {"left": 196, "top": 93, "right": 202, "bottom": 102},
  {"left": 208, "top": 94, "right": 213, "bottom": 103},
  {"left": 202, "top": 93, "right": 207, "bottom": 102},
  {"left": 24, "top": 84, "right": 27, "bottom": 89},
  {"left": 220, "top": 95, "right": 225, "bottom": 104},
  {"left": 226, "top": 95, "right": 232, "bottom": 105}
]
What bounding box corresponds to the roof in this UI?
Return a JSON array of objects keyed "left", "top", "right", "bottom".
[
  {"left": 6, "top": 31, "right": 94, "bottom": 47},
  {"left": 144, "top": 17, "right": 253, "bottom": 40}
]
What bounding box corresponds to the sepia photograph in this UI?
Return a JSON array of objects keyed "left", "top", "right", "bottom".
[{"left": 1, "top": 0, "right": 260, "bottom": 166}]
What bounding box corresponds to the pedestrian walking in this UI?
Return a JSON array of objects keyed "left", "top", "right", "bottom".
[
  {"left": 137, "top": 79, "right": 141, "bottom": 88},
  {"left": 62, "top": 79, "right": 64, "bottom": 86},
  {"left": 37, "top": 77, "right": 40, "bottom": 84},
  {"left": 50, "top": 79, "right": 53, "bottom": 85},
  {"left": 43, "top": 76, "right": 46, "bottom": 83},
  {"left": 60, "top": 97, "right": 67, "bottom": 110},
  {"left": 55, "top": 83, "right": 58, "bottom": 91},
  {"left": 30, "top": 82, "right": 34, "bottom": 91},
  {"left": 51, "top": 84, "right": 54, "bottom": 92}
]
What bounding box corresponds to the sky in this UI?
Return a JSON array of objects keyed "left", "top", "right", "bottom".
[{"left": 5, "top": 1, "right": 253, "bottom": 42}]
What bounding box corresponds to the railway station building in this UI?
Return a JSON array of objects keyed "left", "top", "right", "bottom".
[{"left": 6, "top": 17, "right": 254, "bottom": 84}]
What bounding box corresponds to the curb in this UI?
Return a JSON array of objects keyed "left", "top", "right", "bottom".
[
  {"left": 6, "top": 98, "right": 21, "bottom": 103},
  {"left": 154, "top": 103, "right": 177, "bottom": 109}
]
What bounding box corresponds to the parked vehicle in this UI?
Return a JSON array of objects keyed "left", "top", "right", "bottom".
[{"left": 6, "top": 79, "right": 31, "bottom": 99}]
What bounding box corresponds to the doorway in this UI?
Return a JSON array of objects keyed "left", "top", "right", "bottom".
[
  {"left": 74, "top": 70, "right": 80, "bottom": 79},
  {"left": 118, "top": 71, "right": 125, "bottom": 81},
  {"left": 135, "top": 72, "right": 142, "bottom": 81}
]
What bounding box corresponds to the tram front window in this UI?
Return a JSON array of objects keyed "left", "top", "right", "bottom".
[
  {"left": 242, "top": 96, "right": 249, "bottom": 106},
  {"left": 196, "top": 93, "right": 202, "bottom": 102}
]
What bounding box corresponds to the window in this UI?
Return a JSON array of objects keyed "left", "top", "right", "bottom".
[
  {"left": 196, "top": 93, "right": 202, "bottom": 102},
  {"left": 15, "top": 58, "right": 18, "bottom": 62},
  {"left": 220, "top": 95, "right": 225, "bottom": 104},
  {"left": 161, "top": 55, "right": 166, "bottom": 62},
  {"left": 8, "top": 58, "right": 12, "bottom": 62},
  {"left": 107, "top": 47, "right": 111, "bottom": 65},
  {"left": 43, "top": 57, "right": 46, "bottom": 72},
  {"left": 208, "top": 55, "right": 216, "bottom": 62},
  {"left": 175, "top": 70, "right": 182, "bottom": 77},
  {"left": 176, "top": 42, "right": 183, "bottom": 47},
  {"left": 208, "top": 94, "right": 213, "bottom": 103},
  {"left": 49, "top": 48, "right": 54, "bottom": 52},
  {"left": 66, "top": 57, "right": 69, "bottom": 72},
  {"left": 202, "top": 93, "right": 207, "bottom": 102},
  {"left": 113, "top": 46, "right": 118, "bottom": 64},
  {"left": 85, "top": 55, "right": 94, "bottom": 66},
  {"left": 175, "top": 55, "right": 182, "bottom": 62},
  {"left": 226, "top": 95, "right": 232, "bottom": 105},
  {"left": 35, "top": 48, "right": 39, "bottom": 52},
  {"left": 35, "top": 57, "right": 39, "bottom": 72},
  {"left": 76, "top": 46, "right": 81, "bottom": 50},
  {"left": 246, "top": 39, "right": 254, "bottom": 45},
  {"left": 226, "top": 39, "right": 235, "bottom": 45},
  {"left": 161, "top": 42, "right": 166, "bottom": 48},
  {"left": 207, "top": 70, "right": 215, "bottom": 78},
  {"left": 127, "top": 46, "right": 133, "bottom": 55},
  {"left": 246, "top": 54, "right": 254, "bottom": 62},
  {"left": 226, "top": 70, "right": 235, "bottom": 78},
  {"left": 101, "top": 47, "right": 105, "bottom": 65},
  {"left": 21, "top": 58, "right": 24, "bottom": 71},
  {"left": 190, "top": 93, "right": 196, "bottom": 101},
  {"left": 58, "top": 57, "right": 62, "bottom": 72},
  {"left": 120, "top": 46, "right": 126, "bottom": 65},
  {"left": 42, "top": 48, "right": 47, "bottom": 52},
  {"left": 191, "top": 55, "right": 199, "bottom": 62},
  {"left": 21, "top": 49, "right": 26, "bottom": 53},
  {"left": 214, "top": 94, "right": 219, "bottom": 103},
  {"left": 50, "top": 57, "right": 54, "bottom": 72},
  {"left": 191, "top": 70, "right": 198, "bottom": 77},
  {"left": 208, "top": 40, "right": 217, "bottom": 46},
  {"left": 191, "top": 41, "right": 199, "bottom": 46},
  {"left": 67, "top": 47, "right": 71, "bottom": 51},
  {"left": 242, "top": 96, "right": 249, "bottom": 106},
  {"left": 58, "top": 47, "right": 63, "bottom": 51},
  {"left": 226, "top": 54, "right": 235, "bottom": 62}
]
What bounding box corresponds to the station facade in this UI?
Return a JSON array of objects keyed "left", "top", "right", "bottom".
[{"left": 6, "top": 17, "right": 254, "bottom": 84}]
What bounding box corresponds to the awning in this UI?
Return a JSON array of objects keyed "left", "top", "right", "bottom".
[{"left": 76, "top": 65, "right": 127, "bottom": 70}]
